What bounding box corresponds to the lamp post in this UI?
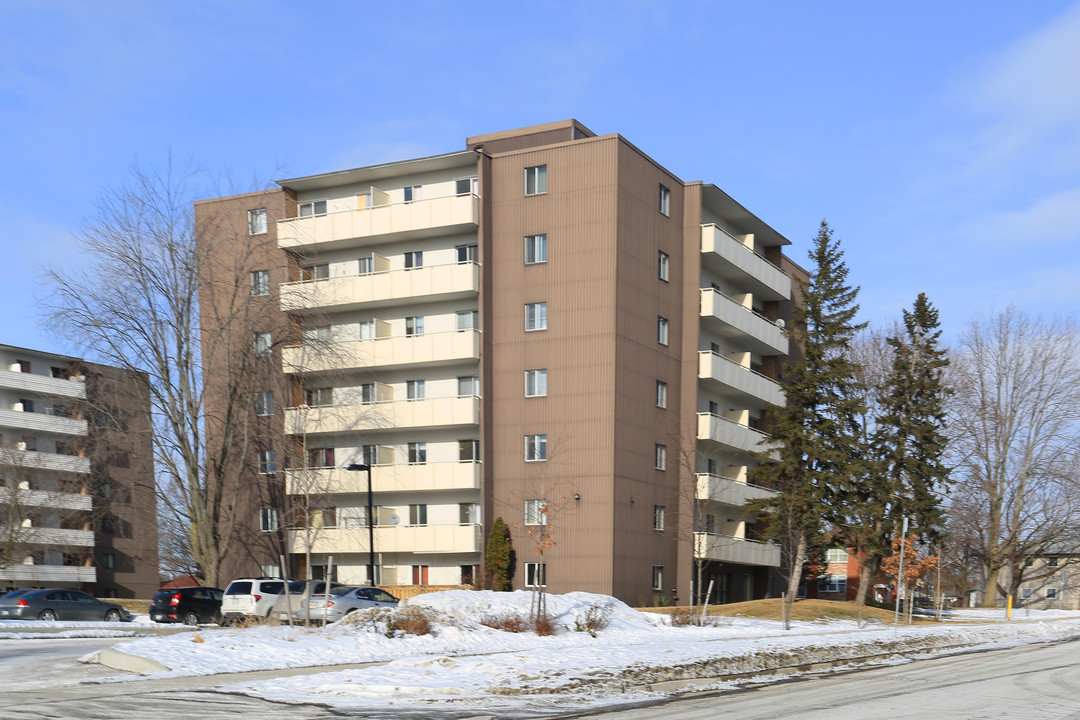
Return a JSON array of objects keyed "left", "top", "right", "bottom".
[{"left": 346, "top": 463, "right": 375, "bottom": 585}]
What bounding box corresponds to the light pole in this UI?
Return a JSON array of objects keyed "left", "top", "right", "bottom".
[{"left": 346, "top": 463, "right": 375, "bottom": 585}]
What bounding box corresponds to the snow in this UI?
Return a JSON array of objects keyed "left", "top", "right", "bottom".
[{"left": 78, "top": 591, "right": 1080, "bottom": 717}]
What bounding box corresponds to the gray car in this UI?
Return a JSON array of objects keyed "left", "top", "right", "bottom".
[
  {"left": 304, "top": 585, "right": 399, "bottom": 623},
  {"left": 0, "top": 588, "right": 129, "bottom": 622}
]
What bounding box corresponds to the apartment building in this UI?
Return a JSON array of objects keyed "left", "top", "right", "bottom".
[
  {"left": 199, "top": 120, "right": 798, "bottom": 604},
  {"left": 0, "top": 345, "right": 158, "bottom": 597}
]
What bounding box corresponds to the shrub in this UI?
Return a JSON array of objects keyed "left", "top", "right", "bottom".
[
  {"left": 480, "top": 613, "right": 529, "bottom": 632},
  {"left": 572, "top": 604, "right": 613, "bottom": 637},
  {"left": 390, "top": 608, "right": 433, "bottom": 636},
  {"left": 533, "top": 612, "right": 556, "bottom": 637}
]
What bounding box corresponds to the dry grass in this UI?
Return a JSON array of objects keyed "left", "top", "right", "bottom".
[
  {"left": 106, "top": 598, "right": 150, "bottom": 615},
  {"left": 572, "top": 604, "right": 613, "bottom": 636},
  {"left": 533, "top": 613, "right": 556, "bottom": 636},
  {"left": 642, "top": 598, "right": 935, "bottom": 625},
  {"left": 480, "top": 613, "right": 530, "bottom": 633},
  {"left": 390, "top": 608, "right": 433, "bottom": 636}
]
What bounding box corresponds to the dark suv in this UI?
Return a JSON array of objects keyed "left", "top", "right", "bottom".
[{"left": 149, "top": 586, "right": 223, "bottom": 625}]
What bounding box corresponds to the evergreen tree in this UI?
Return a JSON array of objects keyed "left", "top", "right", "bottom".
[
  {"left": 485, "top": 517, "right": 514, "bottom": 591},
  {"left": 751, "top": 221, "right": 866, "bottom": 627}
]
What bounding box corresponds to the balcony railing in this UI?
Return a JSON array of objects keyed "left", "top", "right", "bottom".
[
  {"left": 280, "top": 261, "right": 479, "bottom": 314},
  {"left": 288, "top": 523, "right": 482, "bottom": 555},
  {"left": 0, "top": 449, "right": 91, "bottom": 474},
  {"left": 286, "top": 396, "right": 481, "bottom": 435},
  {"left": 0, "top": 409, "right": 88, "bottom": 437},
  {"left": 0, "top": 487, "right": 93, "bottom": 511},
  {"left": 277, "top": 194, "right": 480, "bottom": 251},
  {"left": 700, "top": 224, "right": 790, "bottom": 302},
  {"left": 283, "top": 330, "right": 481, "bottom": 375},
  {"left": 19, "top": 527, "right": 95, "bottom": 547},
  {"left": 694, "top": 534, "right": 780, "bottom": 567},
  {"left": 0, "top": 369, "right": 87, "bottom": 399},
  {"left": 286, "top": 462, "right": 482, "bottom": 495},
  {"left": 696, "top": 412, "right": 778, "bottom": 456},
  {"left": 698, "top": 352, "right": 784, "bottom": 408},
  {"left": 694, "top": 473, "right": 776, "bottom": 506},
  {"left": 0, "top": 565, "right": 97, "bottom": 582},
  {"left": 700, "top": 288, "right": 788, "bottom": 356}
]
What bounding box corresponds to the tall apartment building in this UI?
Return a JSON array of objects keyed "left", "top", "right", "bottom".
[
  {"left": 0, "top": 344, "right": 158, "bottom": 597},
  {"left": 198, "top": 120, "right": 799, "bottom": 604}
]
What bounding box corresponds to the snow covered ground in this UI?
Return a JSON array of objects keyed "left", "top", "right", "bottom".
[{"left": 68, "top": 591, "right": 1080, "bottom": 717}]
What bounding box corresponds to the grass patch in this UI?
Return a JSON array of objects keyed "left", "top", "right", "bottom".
[
  {"left": 390, "top": 608, "right": 433, "bottom": 636},
  {"left": 641, "top": 598, "right": 936, "bottom": 624}
]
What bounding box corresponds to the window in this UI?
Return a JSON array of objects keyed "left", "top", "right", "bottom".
[
  {"left": 253, "top": 332, "right": 272, "bottom": 357},
  {"left": 359, "top": 320, "right": 376, "bottom": 341},
  {"left": 706, "top": 458, "right": 718, "bottom": 475},
  {"left": 258, "top": 450, "right": 276, "bottom": 475},
  {"left": 459, "top": 503, "right": 480, "bottom": 526},
  {"left": 525, "top": 499, "right": 547, "bottom": 526},
  {"left": 248, "top": 208, "right": 268, "bottom": 235},
  {"left": 817, "top": 575, "right": 847, "bottom": 594},
  {"left": 298, "top": 200, "right": 327, "bottom": 217},
  {"left": 100, "top": 482, "right": 112, "bottom": 499},
  {"left": 307, "top": 447, "right": 335, "bottom": 468},
  {"left": 456, "top": 309, "right": 478, "bottom": 331},
  {"left": 525, "top": 302, "right": 547, "bottom": 331},
  {"left": 652, "top": 566, "right": 664, "bottom": 591},
  {"left": 657, "top": 251, "right": 669, "bottom": 281},
  {"left": 1048, "top": 556, "right": 1059, "bottom": 567},
  {"left": 525, "top": 369, "right": 547, "bottom": 397},
  {"left": 524, "top": 434, "right": 547, "bottom": 462},
  {"left": 657, "top": 317, "right": 669, "bottom": 346},
  {"left": 655, "top": 380, "right": 667, "bottom": 408},
  {"left": 260, "top": 507, "right": 279, "bottom": 532},
  {"left": 524, "top": 165, "right": 547, "bottom": 195},
  {"left": 16, "top": 360, "right": 30, "bottom": 373},
  {"left": 51, "top": 366, "right": 68, "bottom": 379},
  {"left": 408, "top": 441, "right": 427, "bottom": 465},
  {"left": 654, "top": 444, "right": 667, "bottom": 471},
  {"left": 360, "top": 383, "right": 376, "bottom": 404},
  {"left": 305, "top": 387, "right": 333, "bottom": 406},
  {"left": 18, "top": 399, "right": 34, "bottom": 413},
  {"left": 101, "top": 516, "right": 114, "bottom": 534},
  {"left": 361, "top": 444, "right": 378, "bottom": 467},
  {"left": 406, "top": 379, "right": 426, "bottom": 401},
  {"left": 358, "top": 256, "right": 374, "bottom": 275},
  {"left": 250, "top": 269, "right": 270, "bottom": 296},
  {"left": 260, "top": 563, "right": 282, "bottom": 578},
  {"left": 459, "top": 439, "right": 479, "bottom": 462},
  {"left": 409, "top": 504, "right": 428, "bottom": 526},
  {"left": 455, "top": 177, "right": 475, "bottom": 196},
  {"left": 1047, "top": 587, "right": 1059, "bottom": 599},
  {"left": 653, "top": 504, "right": 665, "bottom": 531},
  {"left": 659, "top": 184, "right": 670, "bottom": 216},
  {"left": 1020, "top": 587, "right": 1034, "bottom": 600},
  {"left": 458, "top": 375, "right": 479, "bottom": 397},
  {"left": 404, "top": 250, "right": 423, "bottom": 269},
  {"left": 461, "top": 564, "right": 477, "bottom": 585},
  {"left": 406, "top": 316, "right": 425, "bottom": 337},
  {"left": 300, "top": 263, "right": 329, "bottom": 281},
  {"left": 303, "top": 325, "right": 331, "bottom": 344},
  {"left": 825, "top": 548, "right": 849, "bottom": 564},
  {"left": 524, "top": 234, "right": 547, "bottom": 264},
  {"left": 525, "top": 562, "right": 547, "bottom": 587},
  {"left": 255, "top": 391, "right": 274, "bottom": 416},
  {"left": 403, "top": 185, "right": 420, "bottom": 203},
  {"left": 102, "top": 553, "right": 116, "bottom": 570},
  {"left": 412, "top": 565, "right": 429, "bottom": 585},
  {"left": 456, "top": 243, "right": 478, "bottom": 263},
  {"left": 704, "top": 514, "right": 716, "bottom": 534}
]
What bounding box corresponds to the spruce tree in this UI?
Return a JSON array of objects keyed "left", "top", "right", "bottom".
[
  {"left": 751, "top": 221, "right": 866, "bottom": 627},
  {"left": 485, "top": 517, "right": 514, "bottom": 591}
]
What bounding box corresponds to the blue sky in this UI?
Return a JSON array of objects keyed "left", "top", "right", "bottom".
[{"left": 3, "top": 0, "right": 1078, "bottom": 354}]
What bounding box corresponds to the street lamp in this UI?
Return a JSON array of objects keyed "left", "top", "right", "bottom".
[{"left": 346, "top": 463, "right": 375, "bottom": 585}]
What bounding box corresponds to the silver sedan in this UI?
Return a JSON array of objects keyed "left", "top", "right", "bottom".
[{"left": 303, "top": 586, "right": 399, "bottom": 623}]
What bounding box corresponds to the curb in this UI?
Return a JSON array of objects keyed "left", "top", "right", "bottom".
[{"left": 97, "top": 647, "right": 171, "bottom": 673}]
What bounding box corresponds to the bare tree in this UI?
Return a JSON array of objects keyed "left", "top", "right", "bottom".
[{"left": 947, "top": 308, "right": 1080, "bottom": 606}]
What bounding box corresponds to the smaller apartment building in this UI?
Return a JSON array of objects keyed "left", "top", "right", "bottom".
[{"left": 0, "top": 345, "right": 158, "bottom": 598}]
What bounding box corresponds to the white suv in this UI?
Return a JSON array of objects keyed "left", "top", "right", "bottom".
[{"left": 221, "top": 578, "right": 296, "bottom": 622}]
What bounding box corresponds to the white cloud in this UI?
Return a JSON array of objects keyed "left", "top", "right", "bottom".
[{"left": 962, "top": 185, "right": 1080, "bottom": 247}]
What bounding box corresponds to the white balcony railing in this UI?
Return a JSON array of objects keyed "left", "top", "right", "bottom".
[
  {"left": 700, "top": 224, "right": 790, "bottom": 302},
  {"left": 286, "top": 396, "right": 480, "bottom": 436},
  {"left": 695, "top": 473, "right": 776, "bottom": 506},
  {"left": 698, "top": 352, "right": 785, "bottom": 408},
  {"left": 283, "top": 331, "right": 481, "bottom": 375},
  {"left": 700, "top": 289, "right": 788, "bottom": 356},
  {"left": 0, "top": 409, "right": 88, "bottom": 437},
  {"left": 0, "top": 449, "right": 90, "bottom": 474},
  {"left": 286, "top": 462, "right": 481, "bottom": 496},
  {"left": 18, "top": 527, "right": 95, "bottom": 547},
  {"left": 696, "top": 413, "right": 778, "bottom": 456},
  {"left": 288, "top": 523, "right": 483, "bottom": 555},
  {"left": 0, "top": 369, "right": 87, "bottom": 399},
  {"left": 694, "top": 534, "right": 780, "bottom": 567},
  {"left": 280, "top": 262, "right": 479, "bottom": 314},
  {"left": 0, "top": 488, "right": 93, "bottom": 512},
  {"left": 0, "top": 565, "right": 97, "bottom": 582}
]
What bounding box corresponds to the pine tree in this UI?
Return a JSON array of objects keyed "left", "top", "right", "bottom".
[
  {"left": 485, "top": 517, "right": 514, "bottom": 591},
  {"left": 751, "top": 221, "right": 867, "bottom": 628}
]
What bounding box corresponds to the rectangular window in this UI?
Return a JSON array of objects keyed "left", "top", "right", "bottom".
[
  {"left": 657, "top": 251, "right": 669, "bottom": 281},
  {"left": 300, "top": 263, "right": 329, "bottom": 281},
  {"left": 525, "top": 499, "right": 547, "bottom": 526},
  {"left": 456, "top": 309, "right": 479, "bottom": 331},
  {"left": 18, "top": 399, "right": 34, "bottom": 413},
  {"left": 524, "top": 234, "right": 547, "bottom": 264},
  {"left": 525, "top": 302, "right": 547, "bottom": 331},
  {"left": 51, "top": 366, "right": 67, "bottom": 379},
  {"left": 657, "top": 317, "right": 669, "bottom": 346},
  {"left": 258, "top": 450, "right": 276, "bottom": 475},
  {"left": 659, "top": 184, "right": 670, "bottom": 216},
  {"left": 458, "top": 375, "right": 479, "bottom": 397},
  {"left": 652, "top": 566, "right": 664, "bottom": 591},
  {"left": 305, "top": 387, "right": 333, "bottom": 406},
  {"left": 403, "top": 185, "right": 421, "bottom": 203},
  {"left": 408, "top": 441, "right": 427, "bottom": 465},
  {"left": 525, "top": 369, "right": 547, "bottom": 397},
  {"left": 1020, "top": 587, "right": 1034, "bottom": 600},
  {"left": 456, "top": 243, "right": 478, "bottom": 263},
  {"left": 17, "top": 360, "right": 30, "bottom": 373},
  {"left": 405, "top": 316, "right": 425, "bottom": 337},
  {"left": 361, "top": 444, "right": 378, "bottom": 467},
  {"left": 525, "top": 562, "right": 547, "bottom": 587},
  {"left": 254, "top": 332, "right": 272, "bottom": 357},
  {"left": 307, "top": 447, "right": 335, "bottom": 468},
  {"left": 358, "top": 256, "right": 374, "bottom": 275},
  {"left": 459, "top": 439, "right": 479, "bottom": 462},
  {"left": 704, "top": 514, "right": 716, "bottom": 534},
  {"left": 406, "top": 379, "right": 426, "bottom": 401},
  {"left": 825, "top": 548, "right": 849, "bottom": 564},
  {"left": 409, "top": 503, "right": 428, "bottom": 526},
  {"left": 359, "top": 320, "right": 376, "bottom": 341},
  {"left": 524, "top": 434, "right": 547, "bottom": 462},
  {"left": 255, "top": 391, "right": 274, "bottom": 416},
  {"left": 303, "top": 325, "right": 331, "bottom": 345},
  {"left": 654, "top": 444, "right": 667, "bottom": 471},
  {"left": 455, "top": 178, "right": 475, "bottom": 196},
  {"left": 298, "top": 200, "right": 327, "bottom": 217},
  {"left": 260, "top": 563, "right": 282, "bottom": 578},
  {"left": 412, "top": 565, "right": 429, "bottom": 585},
  {"left": 653, "top": 504, "right": 665, "bottom": 531},
  {"left": 1048, "top": 557, "right": 1059, "bottom": 567},
  {"left": 817, "top": 574, "right": 847, "bottom": 594},
  {"left": 248, "top": 208, "right": 268, "bottom": 235},
  {"left": 404, "top": 250, "right": 423, "bottom": 269},
  {"left": 360, "top": 383, "right": 376, "bottom": 404},
  {"left": 1047, "top": 587, "right": 1059, "bottom": 599},
  {"left": 655, "top": 380, "right": 667, "bottom": 408},
  {"left": 250, "top": 269, "right": 270, "bottom": 296},
  {"left": 102, "top": 553, "right": 116, "bottom": 570},
  {"left": 524, "top": 165, "right": 547, "bottom": 195}
]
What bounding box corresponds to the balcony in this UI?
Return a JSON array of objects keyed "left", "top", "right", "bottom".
[
  {"left": 0, "top": 488, "right": 93, "bottom": 511},
  {"left": 288, "top": 523, "right": 483, "bottom": 555},
  {"left": 283, "top": 331, "right": 480, "bottom": 375},
  {"left": 286, "top": 462, "right": 481, "bottom": 495},
  {"left": 694, "top": 534, "right": 780, "bottom": 567},
  {"left": 20, "top": 527, "right": 95, "bottom": 547},
  {"left": 698, "top": 352, "right": 784, "bottom": 408},
  {"left": 277, "top": 194, "right": 480, "bottom": 252},
  {"left": 280, "top": 262, "right": 479, "bottom": 314},
  {"left": 0, "top": 409, "right": 88, "bottom": 437},
  {"left": 286, "top": 396, "right": 480, "bottom": 436},
  {"left": 701, "top": 224, "right": 790, "bottom": 302},
  {"left": 0, "top": 565, "right": 97, "bottom": 583},
  {"left": 700, "top": 289, "right": 788, "bottom": 356},
  {"left": 695, "top": 473, "right": 776, "bottom": 507},
  {"left": 696, "top": 413, "right": 777, "bottom": 456},
  {"left": 0, "top": 369, "right": 87, "bottom": 399}
]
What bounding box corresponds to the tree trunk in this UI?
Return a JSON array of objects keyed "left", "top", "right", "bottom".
[
  {"left": 784, "top": 532, "right": 806, "bottom": 630},
  {"left": 854, "top": 556, "right": 877, "bottom": 607}
]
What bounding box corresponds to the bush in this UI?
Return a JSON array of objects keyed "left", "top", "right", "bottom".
[
  {"left": 533, "top": 612, "right": 556, "bottom": 637},
  {"left": 389, "top": 608, "right": 433, "bottom": 636},
  {"left": 572, "top": 604, "right": 612, "bottom": 637},
  {"left": 480, "top": 613, "right": 529, "bottom": 632}
]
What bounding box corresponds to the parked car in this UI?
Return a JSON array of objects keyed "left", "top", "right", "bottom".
[
  {"left": 221, "top": 577, "right": 297, "bottom": 622},
  {"left": 272, "top": 580, "right": 345, "bottom": 623},
  {"left": 0, "top": 588, "right": 129, "bottom": 622},
  {"left": 304, "top": 586, "right": 400, "bottom": 623},
  {"left": 149, "top": 586, "right": 223, "bottom": 625}
]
